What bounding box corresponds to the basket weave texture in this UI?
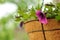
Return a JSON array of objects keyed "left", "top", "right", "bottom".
[{"left": 24, "top": 19, "right": 60, "bottom": 40}]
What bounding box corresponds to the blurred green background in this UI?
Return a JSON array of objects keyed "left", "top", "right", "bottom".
[
  {"left": 0, "top": 0, "right": 29, "bottom": 40},
  {"left": 0, "top": 14, "right": 28, "bottom": 40}
]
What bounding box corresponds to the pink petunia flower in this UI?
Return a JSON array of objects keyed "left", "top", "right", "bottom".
[{"left": 36, "top": 10, "right": 48, "bottom": 24}]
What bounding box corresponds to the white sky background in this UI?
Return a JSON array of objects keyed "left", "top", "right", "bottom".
[
  {"left": 44, "top": 0, "right": 52, "bottom": 4},
  {"left": 0, "top": 0, "right": 52, "bottom": 19},
  {"left": 0, "top": 3, "right": 17, "bottom": 19}
]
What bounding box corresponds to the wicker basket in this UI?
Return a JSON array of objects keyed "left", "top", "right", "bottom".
[{"left": 24, "top": 19, "right": 60, "bottom": 40}]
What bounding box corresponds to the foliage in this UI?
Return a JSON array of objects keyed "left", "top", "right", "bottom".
[
  {"left": 16, "top": 1, "right": 60, "bottom": 22},
  {"left": 55, "top": 3, "right": 60, "bottom": 20},
  {"left": 44, "top": 3, "right": 60, "bottom": 20},
  {"left": 15, "top": 0, "right": 42, "bottom": 22}
]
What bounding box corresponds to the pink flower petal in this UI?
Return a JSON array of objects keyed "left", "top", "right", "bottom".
[{"left": 36, "top": 10, "right": 48, "bottom": 24}]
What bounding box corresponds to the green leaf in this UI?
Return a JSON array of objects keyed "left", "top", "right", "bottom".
[
  {"left": 56, "top": 3, "right": 60, "bottom": 7},
  {"left": 36, "top": 3, "right": 41, "bottom": 10},
  {"left": 22, "top": 14, "right": 29, "bottom": 20},
  {"left": 55, "top": 15, "right": 60, "bottom": 20}
]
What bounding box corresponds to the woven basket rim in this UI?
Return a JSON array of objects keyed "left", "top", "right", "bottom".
[
  {"left": 24, "top": 19, "right": 56, "bottom": 24},
  {"left": 24, "top": 20, "right": 39, "bottom": 24}
]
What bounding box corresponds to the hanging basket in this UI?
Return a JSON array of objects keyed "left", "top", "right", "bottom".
[{"left": 24, "top": 19, "right": 60, "bottom": 40}]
